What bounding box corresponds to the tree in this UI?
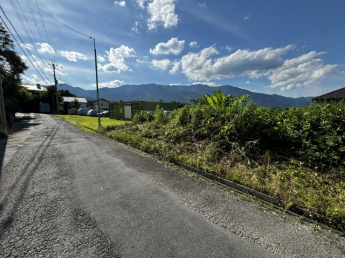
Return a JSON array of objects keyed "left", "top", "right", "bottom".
[
  {"left": 0, "top": 22, "right": 29, "bottom": 120},
  {"left": 59, "top": 89, "right": 76, "bottom": 98},
  {"left": 69, "top": 99, "right": 80, "bottom": 115}
]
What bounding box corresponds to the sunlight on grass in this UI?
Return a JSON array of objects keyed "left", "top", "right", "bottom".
[{"left": 58, "top": 115, "right": 129, "bottom": 131}]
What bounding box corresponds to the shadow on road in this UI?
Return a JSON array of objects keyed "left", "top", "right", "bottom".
[
  {"left": 0, "top": 137, "right": 7, "bottom": 178},
  {"left": 9, "top": 113, "right": 40, "bottom": 133},
  {"left": 0, "top": 114, "right": 62, "bottom": 236},
  {"left": 0, "top": 114, "right": 40, "bottom": 172}
]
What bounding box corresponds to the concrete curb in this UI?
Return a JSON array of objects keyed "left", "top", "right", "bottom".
[{"left": 170, "top": 159, "right": 345, "bottom": 237}]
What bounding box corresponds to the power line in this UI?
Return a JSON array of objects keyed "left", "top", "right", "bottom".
[
  {"left": 27, "top": 0, "right": 93, "bottom": 40},
  {"left": 0, "top": 15, "right": 47, "bottom": 83},
  {"left": 26, "top": 0, "right": 45, "bottom": 44},
  {"left": 35, "top": 0, "right": 52, "bottom": 53},
  {"left": 26, "top": 0, "right": 54, "bottom": 61},
  {"left": 9, "top": 0, "right": 50, "bottom": 66},
  {"left": 0, "top": 5, "right": 52, "bottom": 84}
]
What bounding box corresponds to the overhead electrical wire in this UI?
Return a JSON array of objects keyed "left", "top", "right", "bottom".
[
  {"left": 27, "top": 0, "right": 92, "bottom": 40},
  {"left": 0, "top": 15, "right": 48, "bottom": 83},
  {"left": 9, "top": 0, "right": 50, "bottom": 66},
  {"left": 17, "top": 0, "right": 52, "bottom": 64},
  {"left": 26, "top": 0, "right": 44, "bottom": 44},
  {"left": 0, "top": 5, "right": 53, "bottom": 84},
  {"left": 26, "top": 0, "right": 54, "bottom": 62},
  {"left": 26, "top": 0, "right": 101, "bottom": 126},
  {"left": 35, "top": 0, "right": 53, "bottom": 54},
  {"left": 26, "top": 0, "right": 99, "bottom": 91}
]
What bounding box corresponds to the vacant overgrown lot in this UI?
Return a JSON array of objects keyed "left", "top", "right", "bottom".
[{"left": 60, "top": 92, "right": 345, "bottom": 232}]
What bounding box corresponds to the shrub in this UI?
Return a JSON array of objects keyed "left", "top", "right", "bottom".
[{"left": 132, "top": 111, "right": 154, "bottom": 124}]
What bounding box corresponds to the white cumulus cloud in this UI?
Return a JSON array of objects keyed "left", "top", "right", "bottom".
[
  {"left": 150, "top": 38, "right": 185, "bottom": 55},
  {"left": 22, "top": 74, "right": 48, "bottom": 85},
  {"left": 192, "top": 81, "right": 217, "bottom": 87},
  {"left": 136, "top": 0, "right": 147, "bottom": 8},
  {"left": 94, "top": 80, "right": 126, "bottom": 88},
  {"left": 114, "top": 1, "right": 126, "bottom": 7},
  {"left": 189, "top": 41, "right": 198, "bottom": 48},
  {"left": 223, "top": 46, "right": 232, "bottom": 52},
  {"left": 170, "top": 60, "right": 180, "bottom": 74},
  {"left": 36, "top": 43, "right": 55, "bottom": 55},
  {"left": 20, "top": 43, "right": 33, "bottom": 50},
  {"left": 179, "top": 44, "right": 338, "bottom": 92},
  {"left": 268, "top": 51, "right": 338, "bottom": 92},
  {"left": 98, "top": 55, "right": 106, "bottom": 62},
  {"left": 59, "top": 51, "right": 87, "bottom": 62},
  {"left": 100, "top": 45, "right": 137, "bottom": 73},
  {"left": 137, "top": 0, "right": 147, "bottom": 9},
  {"left": 151, "top": 59, "right": 171, "bottom": 70},
  {"left": 181, "top": 45, "right": 294, "bottom": 81},
  {"left": 147, "top": 0, "right": 178, "bottom": 30}
]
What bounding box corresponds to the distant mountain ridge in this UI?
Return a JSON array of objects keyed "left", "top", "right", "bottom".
[{"left": 58, "top": 83, "right": 313, "bottom": 108}]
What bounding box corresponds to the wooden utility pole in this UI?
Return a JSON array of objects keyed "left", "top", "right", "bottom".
[
  {"left": 0, "top": 74, "right": 7, "bottom": 136},
  {"left": 93, "top": 38, "right": 101, "bottom": 129},
  {"left": 52, "top": 63, "right": 59, "bottom": 114}
]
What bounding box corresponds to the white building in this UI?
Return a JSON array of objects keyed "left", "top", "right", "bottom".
[
  {"left": 62, "top": 97, "right": 87, "bottom": 114},
  {"left": 87, "top": 98, "right": 110, "bottom": 111}
]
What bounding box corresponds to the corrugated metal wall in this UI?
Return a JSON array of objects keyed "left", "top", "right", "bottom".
[
  {"left": 110, "top": 101, "right": 182, "bottom": 120},
  {"left": 132, "top": 101, "right": 180, "bottom": 114},
  {"left": 110, "top": 102, "right": 126, "bottom": 119}
]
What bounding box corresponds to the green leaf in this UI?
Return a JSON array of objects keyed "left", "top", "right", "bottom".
[{"left": 339, "top": 146, "right": 345, "bottom": 152}]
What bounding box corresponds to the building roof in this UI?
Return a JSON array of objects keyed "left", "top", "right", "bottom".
[
  {"left": 91, "top": 98, "right": 110, "bottom": 103},
  {"left": 62, "top": 97, "right": 87, "bottom": 103},
  {"left": 312, "top": 87, "right": 345, "bottom": 100},
  {"left": 22, "top": 84, "right": 47, "bottom": 92}
]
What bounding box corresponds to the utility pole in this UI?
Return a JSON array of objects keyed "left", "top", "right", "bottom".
[
  {"left": 52, "top": 63, "right": 59, "bottom": 114},
  {"left": 93, "top": 38, "right": 101, "bottom": 129},
  {"left": 0, "top": 74, "right": 7, "bottom": 136}
]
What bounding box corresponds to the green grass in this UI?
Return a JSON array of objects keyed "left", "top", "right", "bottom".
[{"left": 58, "top": 115, "right": 129, "bottom": 131}]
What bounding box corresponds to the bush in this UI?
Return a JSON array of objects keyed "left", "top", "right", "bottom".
[
  {"left": 150, "top": 106, "right": 168, "bottom": 128},
  {"left": 132, "top": 111, "right": 154, "bottom": 124}
]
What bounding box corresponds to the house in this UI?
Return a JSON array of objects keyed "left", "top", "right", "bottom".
[
  {"left": 62, "top": 97, "right": 87, "bottom": 114},
  {"left": 87, "top": 98, "right": 110, "bottom": 111},
  {"left": 22, "top": 84, "right": 47, "bottom": 92},
  {"left": 312, "top": 87, "right": 345, "bottom": 104}
]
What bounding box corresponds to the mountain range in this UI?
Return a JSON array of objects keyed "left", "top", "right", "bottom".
[{"left": 58, "top": 83, "right": 313, "bottom": 108}]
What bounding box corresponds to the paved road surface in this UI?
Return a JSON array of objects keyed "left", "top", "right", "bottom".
[{"left": 0, "top": 113, "right": 344, "bottom": 257}]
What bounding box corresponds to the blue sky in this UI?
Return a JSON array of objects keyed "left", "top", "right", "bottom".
[{"left": 2, "top": 0, "right": 345, "bottom": 97}]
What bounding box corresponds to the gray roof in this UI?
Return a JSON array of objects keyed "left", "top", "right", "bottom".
[
  {"left": 62, "top": 97, "right": 87, "bottom": 103},
  {"left": 312, "top": 87, "right": 345, "bottom": 100},
  {"left": 91, "top": 98, "right": 110, "bottom": 103},
  {"left": 22, "top": 84, "right": 47, "bottom": 92}
]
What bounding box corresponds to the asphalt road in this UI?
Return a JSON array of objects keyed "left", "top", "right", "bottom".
[{"left": 0, "top": 113, "right": 344, "bottom": 257}]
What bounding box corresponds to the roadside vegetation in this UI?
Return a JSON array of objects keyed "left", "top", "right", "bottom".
[
  {"left": 99, "top": 91, "right": 345, "bottom": 232},
  {"left": 1, "top": 23, "right": 30, "bottom": 123},
  {"left": 58, "top": 115, "right": 129, "bottom": 132}
]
